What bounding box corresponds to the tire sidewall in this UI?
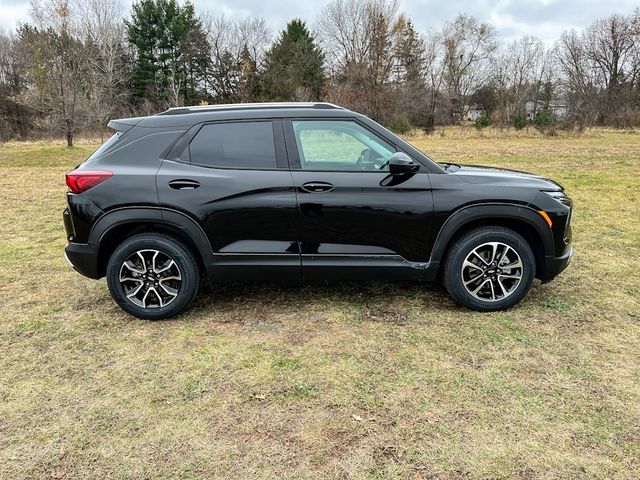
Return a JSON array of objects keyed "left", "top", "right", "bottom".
[
  {"left": 445, "top": 228, "right": 535, "bottom": 311},
  {"left": 106, "top": 234, "right": 199, "bottom": 320}
]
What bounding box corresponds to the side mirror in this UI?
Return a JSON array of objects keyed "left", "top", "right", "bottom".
[{"left": 388, "top": 152, "right": 418, "bottom": 175}]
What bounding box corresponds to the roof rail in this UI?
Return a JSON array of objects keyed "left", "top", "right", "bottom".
[{"left": 157, "top": 102, "right": 343, "bottom": 116}]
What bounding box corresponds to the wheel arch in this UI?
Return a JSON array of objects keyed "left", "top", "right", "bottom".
[
  {"left": 430, "top": 204, "right": 554, "bottom": 279},
  {"left": 90, "top": 207, "right": 214, "bottom": 278}
]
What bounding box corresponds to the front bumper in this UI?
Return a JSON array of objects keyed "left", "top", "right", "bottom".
[
  {"left": 65, "top": 242, "right": 101, "bottom": 279},
  {"left": 541, "top": 247, "right": 573, "bottom": 283}
]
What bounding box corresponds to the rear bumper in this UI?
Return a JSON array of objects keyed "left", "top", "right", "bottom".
[
  {"left": 64, "top": 242, "right": 101, "bottom": 279},
  {"left": 541, "top": 247, "right": 573, "bottom": 283}
]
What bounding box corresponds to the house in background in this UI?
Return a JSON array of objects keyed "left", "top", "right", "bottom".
[
  {"left": 525, "top": 99, "right": 568, "bottom": 120},
  {"left": 465, "top": 105, "right": 487, "bottom": 121}
]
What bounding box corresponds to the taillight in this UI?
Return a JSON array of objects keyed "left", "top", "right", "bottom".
[{"left": 65, "top": 170, "right": 112, "bottom": 193}]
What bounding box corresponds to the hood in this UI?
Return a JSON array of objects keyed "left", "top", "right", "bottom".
[{"left": 446, "top": 164, "right": 564, "bottom": 191}]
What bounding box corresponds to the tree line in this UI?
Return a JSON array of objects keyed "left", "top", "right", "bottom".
[{"left": 1, "top": 0, "right": 639, "bottom": 145}]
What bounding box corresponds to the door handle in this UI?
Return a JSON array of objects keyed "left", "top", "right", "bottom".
[
  {"left": 168, "top": 179, "right": 200, "bottom": 190},
  {"left": 301, "top": 182, "right": 334, "bottom": 193}
]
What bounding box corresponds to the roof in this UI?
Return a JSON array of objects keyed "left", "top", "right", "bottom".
[
  {"left": 131, "top": 102, "right": 355, "bottom": 128},
  {"left": 157, "top": 102, "right": 344, "bottom": 116}
]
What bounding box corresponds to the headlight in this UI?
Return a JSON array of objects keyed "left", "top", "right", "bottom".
[{"left": 542, "top": 190, "right": 572, "bottom": 207}]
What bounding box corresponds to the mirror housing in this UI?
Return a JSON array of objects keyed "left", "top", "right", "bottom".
[{"left": 388, "top": 152, "right": 418, "bottom": 175}]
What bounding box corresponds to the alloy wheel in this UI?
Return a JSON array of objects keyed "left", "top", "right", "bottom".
[
  {"left": 461, "top": 241, "right": 523, "bottom": 302},
  {"left": 118, "top": 249, "right": 182, "bottom": 308}
]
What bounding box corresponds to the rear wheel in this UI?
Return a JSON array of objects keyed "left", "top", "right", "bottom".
[
  {"left": 443, "top": 226, "right": 535, "bottom": 311},
  {"left": 106, "top": 233, "right": 199, "bottom": 320}
]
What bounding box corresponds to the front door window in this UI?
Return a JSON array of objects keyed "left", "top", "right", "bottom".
[{"left": 292, "top": 120, "right": 395, "bottom": 172}]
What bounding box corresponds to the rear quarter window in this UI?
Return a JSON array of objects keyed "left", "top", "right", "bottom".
[
  {"left": 189, "top": 121, "right": 277, "bottom": 169},
  {"left": 87, "top": 132, "right": 123, "bottom": 160}
]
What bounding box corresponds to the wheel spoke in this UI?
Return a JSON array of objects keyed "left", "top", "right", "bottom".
[
  {"left": 155, "top": 259, "right": 176, "bottom": 274},
  {"left": 463, "top": 259, "right": 483, "bottom": 272},
  {"left": 501, "top": 260, "right": 523, "bottom": 270},
  {"left": 488, "top": 242, "right": 499, "bottom": 264},
  {"left": 159, "top": 274, "right": 181, "bottom": 281},
  {"left": 499, "top": 246, "right": 513, "bottom": 263},
  {"left": 123, "top": 260, "right": 145, "bottom": 275},
  {"left": 471, "top": 278, "right": 490, "bottom": 295},
  {"left": 141, "top": 288, "right": 151, "bottom": 308},
  {"left": 151, "top": 251, "right": 160, "bottom": 273},
  {"left": 159, "top": 281, "right": 178, "bottom": 297},
  {"left": 126, "top": 282, "right": 145, "bottom": 299},
  {"left": 120, "top": 276, "right": 143, "bottom": 284},
  {"left": 470, "top": 249, "right": 490, "bottom": 266},
  {"left": 498, "top": 273, "right": 521, "bottom": 280},
  {"left": 152, "top": 287, "right": 164, "bottom": 307},
  {"left": 142, "top": 286, "right": 164, "bottom": 308},
  {"left": 136, "top": 251, "right": 148, "bottom": 269},
  {"left": 464, "top": 276, "right": 482, "bottom": 286}
]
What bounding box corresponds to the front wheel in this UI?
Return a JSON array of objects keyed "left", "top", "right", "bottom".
[
  {"left": 106, "top": 233, "right": 199, "bottom": 320},
  {"left": 443, "top": 226, "right": 535, "bottom": 311}
]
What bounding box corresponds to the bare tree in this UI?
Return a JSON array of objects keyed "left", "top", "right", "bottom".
[
  {"left": 584, "top": 15, "right": 636, "bottom": 91},
  {"left": 317, "top": 0, "right": 399, "bottom": 121},
  {"left": 555, "top": 13, "right": 639, "bottom": 128},
  {"left": 421, "top": 29, "right": 446, "bottom": 132},
  {"left": 236, "top": 17, "right": 271, "bottom": 66},
  {"left": 202, "top": 14, "right": 270, "bottom": 102},
  {"left": 19, "top": 0, "right": 89, "bottom": 146},
  {"left": 318, "top": 0, "right": 381, "bottom": 73},
  {"left": 442, "top": 13, "right": 497, "bottom": 122},
  {"left": 554, "top": 30, "right": 595, "bottom": 128},
  {"left": 492, "top": 36, "right": 548, "bottom": 126},
  {"left": 583, "top": 14, "right": 637, "bottom": 125},
  {"left": 73, "top": 0, "right": 129, "bottom": 136},
  {"left": 0, "top": 33, "right": 34, "bottom": 140}
]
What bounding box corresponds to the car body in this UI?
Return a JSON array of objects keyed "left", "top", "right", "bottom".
[{"left": 63, "top": 102, "right": 573, "bottom": 319}]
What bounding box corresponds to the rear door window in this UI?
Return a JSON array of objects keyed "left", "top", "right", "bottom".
[{"left": 189, "top": 121, "right": 277, "bottom": 169}]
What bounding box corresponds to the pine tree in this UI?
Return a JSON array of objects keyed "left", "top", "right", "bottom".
[
  {"left": 238, "top": 45, "right": 260, "bottom": 102},
  {"left": 261, "top": 19, "right": 325, "bottom": 101},
  {"left": 392, "top": 15, "right": 425, "bottom": 85},
  {"left": 126, "top": 0, "right": 210, "bottom": 108}
]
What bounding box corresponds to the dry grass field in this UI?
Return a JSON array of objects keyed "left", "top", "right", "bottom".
[{"left": 0, "top": 128, "right": 638, "bottom": 479}]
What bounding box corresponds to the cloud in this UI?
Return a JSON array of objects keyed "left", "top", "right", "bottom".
[
  {"left": 401, "top": 0, "right": 638, "bottom": 43},
  {"left": 1, "top": 0, "right": 638, "bottom": 44},
  {"left": 0, "top": 2, "right": 29, "bottom": 34}
]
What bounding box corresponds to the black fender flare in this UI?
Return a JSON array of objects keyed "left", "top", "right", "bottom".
[
  {"left": 88, "top": 207, "right": 215, "bottom": 267},
  {"left": 429, "top": 203, "right": 555, "bottom": 264}
]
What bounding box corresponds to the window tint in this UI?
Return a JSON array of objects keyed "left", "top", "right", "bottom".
[
  {"left": 292, "top": 120, "right": 395, "bottom": 171},
  {"left": 88, "top": 132, "right": 123, "bottom": 160},
  {"left": 189, "top": 121, "right": 277, "bottom": 169}
]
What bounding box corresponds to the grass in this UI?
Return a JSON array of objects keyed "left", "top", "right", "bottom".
[{"left": 0, "top": 128, "right": 638, "bottom": 479}]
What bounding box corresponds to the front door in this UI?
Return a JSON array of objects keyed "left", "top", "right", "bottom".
[
  {"left": 284, "top": 118, "right": 434, "bottom": 280},
  {"left": 157, "top": 119, "right": 300, "bottom": 281}
]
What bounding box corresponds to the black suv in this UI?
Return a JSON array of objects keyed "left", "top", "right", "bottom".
[{"left": 63, "top": 103, "right": 573, "bottom": 319}]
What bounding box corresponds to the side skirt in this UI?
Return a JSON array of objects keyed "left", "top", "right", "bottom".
[
  {"left": 206, "top": 254, "right": 301, "bottom": 282},
  {"left": 205, "top": 254, "right": 439, "bottom": 283}
]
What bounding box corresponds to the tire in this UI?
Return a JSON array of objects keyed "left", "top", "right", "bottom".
[
  {"left": 443, "top": 226, "right": 535, "bottom": 312},
  {"left": 106, "top": 233, "right": 199, "bottom": 320}
]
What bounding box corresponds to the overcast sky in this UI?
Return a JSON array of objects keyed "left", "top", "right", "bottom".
[{"left": 0, "top": 0, "right": 637, "bottom": 43}]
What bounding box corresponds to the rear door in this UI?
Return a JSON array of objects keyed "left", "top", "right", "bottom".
[
  {"left": 157, "top": 119, "right": 300, "bottom": 281},
  {"left": 284, "top": 118, "right": 434, "bottom": 280}
]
